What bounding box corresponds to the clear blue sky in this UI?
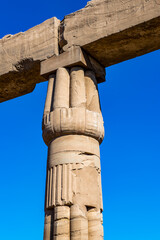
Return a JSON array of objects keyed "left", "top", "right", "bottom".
[{"left": 0, "top": 1, "right": 160, "bottom": 239}]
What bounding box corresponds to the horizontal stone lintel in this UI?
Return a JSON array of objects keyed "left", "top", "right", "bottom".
[
  {"left": 40, "top": 46, "right": 106, "bottom": 83},
  {"left": 0, "top": 17, "right": 60, "bottom": 103},
  {"left": 60, "top": 0, "right": 160, "bottom": 67},
  {"left": 1, "top": 0, "right": 160, "bottom": 102}
]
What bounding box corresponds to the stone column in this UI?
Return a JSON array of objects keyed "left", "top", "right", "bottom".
[{"left": 42, "top": 66, "right": 104, "bottom": 240}]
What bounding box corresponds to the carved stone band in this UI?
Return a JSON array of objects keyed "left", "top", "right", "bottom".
[
  {"left": 47, "top": 135, "right": 100, "bottom": 168},
  {"left": 43, "top": 108, "right": 104, "bottom": 145}
]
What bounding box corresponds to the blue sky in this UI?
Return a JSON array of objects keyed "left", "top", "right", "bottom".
[{"left": 0, "top": 1, "right": 160, "bottom": 239}]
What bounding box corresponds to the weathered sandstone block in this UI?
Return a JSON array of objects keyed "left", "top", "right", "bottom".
[
  {"left": 40, "top": 46, "right": 106, "bottom": 83},
  {"left": 1, "top": 0, "right": 160, "bottom": 102},
  {"left": 60, "top": 0, "right": 160, "bottom": 66},
  {"left": 0, "top": 17, "right": 60, "bottom": 102}
]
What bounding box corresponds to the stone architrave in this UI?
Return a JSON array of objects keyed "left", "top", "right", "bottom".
[
  {"left": 1, "top": 0, "right": 160, "bottom": 102},
  {"left": 0, "top": 17, "right": 60, "bottom": 102},
  {"left": 42, "top": 66, "right": 104, "bottom": 239}
]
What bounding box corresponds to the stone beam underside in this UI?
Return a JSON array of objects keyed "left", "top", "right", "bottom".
[
  {"left": 0, "top": 0, "right": 160, "bottom": 102},
  {"left": 0, "top": 18, "right": 60, "bottom": 102},
  {"left": 60, "top": 0, "right": 160, "bottom": 67}
]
